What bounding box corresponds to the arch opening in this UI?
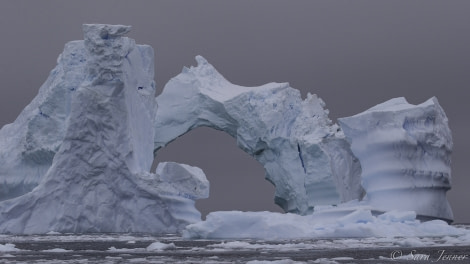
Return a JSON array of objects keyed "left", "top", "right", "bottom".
[{"left": 152, "top": 127, "right": 283, "bottom": 219}]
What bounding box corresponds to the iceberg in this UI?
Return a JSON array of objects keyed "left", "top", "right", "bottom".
[
  {"left": 0, "top": 24, "right": 208, "bottom": 234},
  {"left": 0, "top": 23, "right": 457, "bottom": 235},
  {"left": 154, "top": 56, "right": 362, "bottom": 214},
  {"left": 338, "top": 97, "right": 453, "bottom": 222}
]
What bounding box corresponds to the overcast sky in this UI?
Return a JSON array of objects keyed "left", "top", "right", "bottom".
[{"left": 0, "top": 1, "right": 469, "bottom": 222}]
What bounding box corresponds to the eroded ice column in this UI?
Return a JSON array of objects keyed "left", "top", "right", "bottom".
[{"left": 338, "top": 97, "right": 453, "bottom": 222}]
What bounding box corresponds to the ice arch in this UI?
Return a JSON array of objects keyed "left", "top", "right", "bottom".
[
  {"left": 154, "top": 126, "right": 283, "bottom": 216},
  {"left": 0, "top": 26, "right": 361, "bottom": 217},
  {"left": 153, "top": 56, "right": 363, "bottom": 215}
]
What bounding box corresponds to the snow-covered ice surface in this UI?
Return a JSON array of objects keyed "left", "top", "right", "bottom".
[
  {"left": 0, "top": 24, "right": 208, "bottom": 234},
  {"left": 338, "top": 97, "right": 453, "bottom": 222},
  {"left": 0, "top": 228, "right": 469, "bottom": 263},
  {"left": 155, "top": 56, "right": 362, "bottom": 214}
]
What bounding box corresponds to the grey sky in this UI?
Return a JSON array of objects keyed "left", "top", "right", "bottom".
[{"left": 0, "top": 1, "right": 469, "bottom": 222}]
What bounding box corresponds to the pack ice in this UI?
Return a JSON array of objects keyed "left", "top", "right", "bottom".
[{"left": 0, "top": 24, "right": 457, "bottom": 235}]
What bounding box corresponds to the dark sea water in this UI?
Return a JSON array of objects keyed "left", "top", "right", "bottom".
[{"left": 0, "top": 228, "right": 469, "bottom": 264}]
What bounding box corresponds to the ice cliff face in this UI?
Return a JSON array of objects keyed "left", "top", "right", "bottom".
[
  {"left": 154, "top": 56, "right": 363, "bottom": 215},
  {"left": 0, "top": 40, "right": 86, "bottom": 201},
  {"left": 338, "top": 97, "right": 453, "bottom": 221},
  {"left": 0, "top": 24, "right": 208, "bottom": 234}
]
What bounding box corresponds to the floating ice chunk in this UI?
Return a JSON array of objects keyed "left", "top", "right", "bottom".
[
  {"left": 332, "top": 257, "right": 354, "bottom": 261},
  {"left": 247, "top": 260, "right": 306, "bottom": 264},
  {"left": 0, "top": 243, "right": 20, "bottom": 252},
  {"left": 46, "top": 231, "right": 61, "bottom": 235},
  {"left": 394, "top": 237, "right": 426, "bottom": 247},
  {"left": 312, "top": 259, "right": 340, "bottom": 264},
  {"left": 42, "top": 248, "right": 72, "bottom": 252},
  {"left": 107, "top": 247, "right": 145, "bottom": 252},
  {"left": 208, "top": 241, "right": 255, "bottom": 249},
  {"left": 146, "top": 242, "right": 176, "bottom": 251}
]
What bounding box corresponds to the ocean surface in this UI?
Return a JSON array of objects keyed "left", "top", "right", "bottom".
[{"left": 0, "top": 226, "right": 469, "bottom": 264}]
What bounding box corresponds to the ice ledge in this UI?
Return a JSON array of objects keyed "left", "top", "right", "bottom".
[{"left": 183, "top": 209, "right": 466, "bottom": 240}]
